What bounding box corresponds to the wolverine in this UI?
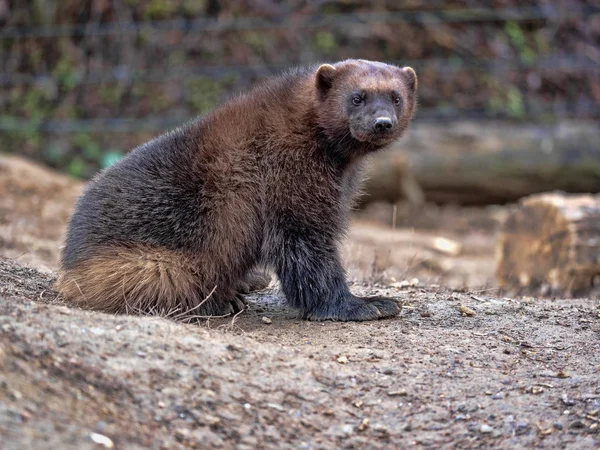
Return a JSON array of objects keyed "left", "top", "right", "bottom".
[{"left": 56, "top": 59, "right": 418, "bottom": 321}]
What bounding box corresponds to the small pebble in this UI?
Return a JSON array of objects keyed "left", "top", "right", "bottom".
[
  {"left": 261, "top": 316, "right": 272, "bottom": 324},
  {"left": 174, "top": 429, "right": 190, "bottom": 440},
  {"left": 553, "top": 422, "right": 563, "bottom": 430},
  {"left": 561, "top": 394, "right": 574, "bottom": 406},
  {"left": 90, "top": 432, "right": 114, "bottom": 448},
  {"left": 516, "top": 423, "right": 530, "bottom": 435},
  {"left": 372, "top": 423, "right": 389, "bottom": 434},
  {"left": 358, "top": 418, "right": 369, "bottom": 431},
  {"left": 480, "top": 424, "right": 493, "bottom": 434},
  {"left": 341, "top": 424, "right": 354, "bottom": 435},
  {"left": 200, "top": 414, "right": 220, "bottom": 426},
  {"left": 267, "top": 403, "right": 285, "bottom": 411},
  {"left": 387, "top": 389, "right": 408, "bottom": 397},
  {"left": 337, "top": 356, "right": 348, "bottom": 364},
  {"left": 459, "top": 305, "right": 476, "bottom": 316}
]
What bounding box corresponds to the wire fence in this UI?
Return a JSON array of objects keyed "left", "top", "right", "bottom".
[
  {"left": 2, "top": 55, "right": 598, "bottom": 87},
  {"left": 2, "top": 5, "right": 592, "bottom": 39},
  {"left": 1, "top": 1, "right": 598, "bottom": 176}
]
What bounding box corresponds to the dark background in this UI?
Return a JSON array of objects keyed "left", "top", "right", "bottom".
[{"left": 1, "top": 0, "right": 598, "bottom": 178}]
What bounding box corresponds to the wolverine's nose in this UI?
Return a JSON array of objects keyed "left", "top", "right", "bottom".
[{"left": 374, "top": 117, "right": 394, "bottom": 132}]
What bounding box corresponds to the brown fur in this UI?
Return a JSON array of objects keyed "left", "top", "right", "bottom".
[
  {"left": 56, "top": 244, "right": 245, "bottom": 317},
  {"left": 57, "top": 59, "right": 417, "bottom": 321}
]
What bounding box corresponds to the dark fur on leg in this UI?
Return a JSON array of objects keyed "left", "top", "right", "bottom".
[{"left": 267, "top": 221, "right": 399, "bottom": 321}]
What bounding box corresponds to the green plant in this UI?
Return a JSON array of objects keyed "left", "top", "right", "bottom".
[
  {"left": 143, "top": 0, "right": 177, "bottom": 20},
  {"left": 98, "top": 84, "right": 124, "bottom": 106},
  {"left": 21, "top": 87, "right": 51, "bottom": 120},
  {"left": 506, "top": 86, "right": 526, "bottom": 118},
  {"left": 313, "top": 31, "right": 337, "bottom": 54},
  {"left": 67, "top": 156, "right": 86, "bottom": 178},
  {"left": 185, "top": 77, "right": 224, "bottom": 114},
  {"left": 53, "top": 55, "right": 78, "bottom": 91},
  {"left": 504, "top": 22, "right": 536, "bottom": 65},
  {"left": 182, "top": 0, "right": 207, "bottom": 16},
  {"left": 244, "top": 31, "right": 267, "bottom": 53}
]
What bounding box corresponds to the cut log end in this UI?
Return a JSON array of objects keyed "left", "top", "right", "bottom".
[{"left": 496, "top": 192, "right": 600, "bottom": 297}]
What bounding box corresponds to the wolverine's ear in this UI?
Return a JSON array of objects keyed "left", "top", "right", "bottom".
[
  {"left": 316, "top": 64, "right": 337, "bottom": 98},
  {"left": 401, "top": 67, "right": 418, "bottom": 91}
]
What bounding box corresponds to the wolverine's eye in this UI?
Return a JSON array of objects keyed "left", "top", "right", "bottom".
[
  {"left": 352, "top": 92, "right": 365, "bottom": 106},
  {"left": 393, "top": 93, "right": 402, "bottom": 105}
]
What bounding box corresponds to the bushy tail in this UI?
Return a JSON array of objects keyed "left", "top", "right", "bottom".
[{"left": 56, "top": 244, "right": 214, "bottom": 317}]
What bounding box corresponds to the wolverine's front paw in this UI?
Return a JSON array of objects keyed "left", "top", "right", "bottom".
[
  {"left": 362, "top": 297, "right": 400, "bottom": 319},
  {"left": 304, "top": 296, "right": 400, "bottom": 322}
]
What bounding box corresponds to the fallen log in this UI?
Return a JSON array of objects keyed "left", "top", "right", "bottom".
[
  {"left": 496, "top": 192, "right": 600, "bottom": 296},
  {"left": 360, "top": 152, "right": 424, "bottom": 207},
  {"left": 363, "top": 120, "right": 600, "bottom": 206}
]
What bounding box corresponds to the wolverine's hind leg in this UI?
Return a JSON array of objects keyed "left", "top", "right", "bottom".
[
  {"left": 56, "top": 244, "right": 243, "bottom": 318},
  {"left": 237, "top": 267, "right": 272, "bottom": 294}
]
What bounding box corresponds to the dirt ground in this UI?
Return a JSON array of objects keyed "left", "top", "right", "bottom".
[{"left": 1, "top": 155, "right": 599, "bottom": 449}]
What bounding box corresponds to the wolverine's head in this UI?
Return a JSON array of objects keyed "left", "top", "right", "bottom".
[{"left": 314, "top": 59, "right": 418, "bottom": 150}]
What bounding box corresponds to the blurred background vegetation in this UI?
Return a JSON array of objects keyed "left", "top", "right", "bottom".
[{"left": 0, "top": 0, "right": 598, "bottom": 179}]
